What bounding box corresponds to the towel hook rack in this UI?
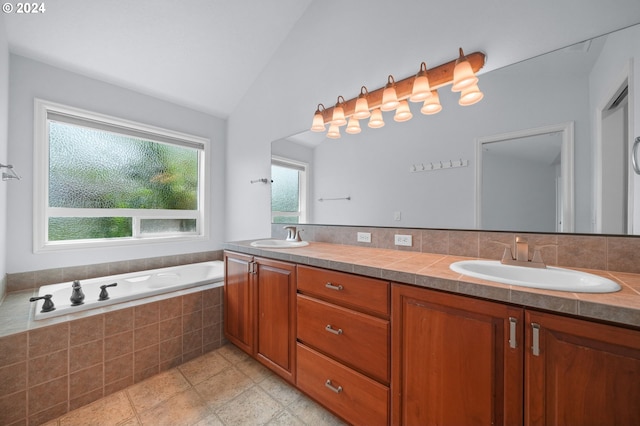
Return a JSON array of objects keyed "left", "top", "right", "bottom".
[{"left": 0, "top": 163, "right": 20, "bottom": 181}]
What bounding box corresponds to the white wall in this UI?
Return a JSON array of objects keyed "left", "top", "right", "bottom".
[
  {"left": 7, "top": 55, "right": 226, "bottom": 273},
  {"left": 225, "top": 0, "right": 640, "bottom": 241},
  {"left": 0, "top": 15, "right": 9, "bottom": 292}
]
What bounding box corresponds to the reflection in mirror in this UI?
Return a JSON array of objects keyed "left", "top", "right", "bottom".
[
  {"left": 477, "top": 123, "right": 573, "bottom": 233},
  {"left": 271, "top": 23, "right": 640, "bottom": 235}
]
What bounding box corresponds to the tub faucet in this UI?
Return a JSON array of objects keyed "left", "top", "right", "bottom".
[
  {"left": 283, "top": 226, "right": 302, "bottom": 242},
  {"left": 70, "top": 280, "right": 85, "bottom": 306}
]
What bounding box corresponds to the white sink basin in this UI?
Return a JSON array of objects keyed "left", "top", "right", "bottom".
[
  {"left": 250, "top": 239, "right": 309, "bottom": 248},
  {"left": 450, "top": 260, "right": 620, "bottom": 293}
]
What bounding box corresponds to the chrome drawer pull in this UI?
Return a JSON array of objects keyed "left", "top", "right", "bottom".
[
  {"left": 325, "top": 282, "right": 344, "bottom": 291},
  {"left": 531, "top": 323, "right": 541, "bottom": 356},
  {"left": 325, "top": 324, "right": 343, "bottom": 335},
  {"left": 508, "top": 317, "right": 518, "bottom": 349},
  {"left": 325, "top": 379, "right": 343, "bottom": 394}
]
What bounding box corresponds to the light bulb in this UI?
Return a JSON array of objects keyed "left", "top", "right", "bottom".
[
  {"left": 345, "top": 117, "right": 361, "bottom": 134},
  {"left": 452, "top": 48, "right": 478, "bottom": 92},
  {"left": 410, "top": 62, "right": 432, "bottom": 102},
  {"left": 421, "top": 90, "right": 442, "bottom": 115},
  {"left": 394, "top": 100, "right": 413, "bottom": 122},
  {"left": 327, "top": 123, "right": 341, "bottom": 139},
  {"left": 368, "top": 108, "right": 385, "bottom": 128},
  {"left": 458, "top": 83, "right": 484, "bottom": 106},
  {"left": 380, "top": 75, "right": 399, "bottom": 111}
]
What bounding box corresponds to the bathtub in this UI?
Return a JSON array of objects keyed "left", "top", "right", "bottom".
[{"left": 32, "top": 260, "right": 224, "bottom": 320}]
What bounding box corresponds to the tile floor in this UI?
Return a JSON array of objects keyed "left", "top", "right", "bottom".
[{"left": 43, "top": 344, "right": 346, "bottom": 426}]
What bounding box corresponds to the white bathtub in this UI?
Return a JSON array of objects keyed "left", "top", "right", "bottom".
[{"left": 32, "top": 261, "right": 224, "bottom": 320}]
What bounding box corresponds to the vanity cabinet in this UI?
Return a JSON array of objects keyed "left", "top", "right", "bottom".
[
  {"left": 392, "top": 283, "right": 640, "bottom": 426},
  {"left": 525, "top": 310, "right": 640, "bottom": 425},
  {"left": 391, "top": 283, "right": 524, "bottom": 426},
  {"left": 296, "top": 265, "right": 391, "bottom": 425},
  {"left": 223, "top": 251, "right": 297, "bottom": 383}
]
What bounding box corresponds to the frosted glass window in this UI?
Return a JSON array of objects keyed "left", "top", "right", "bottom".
[
  {"left": 34, "top": 99, "right": 209, "bottom": 251},
  {"left": 271, "top": 158, "right": 307, "bottom": 224},
  {"left": 49, "top": 122, "right": 199, "bottom": 210}
]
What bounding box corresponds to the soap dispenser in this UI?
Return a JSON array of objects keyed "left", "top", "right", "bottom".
[{"left": 70, "top": 280, "right": 85, "bottom": 306}]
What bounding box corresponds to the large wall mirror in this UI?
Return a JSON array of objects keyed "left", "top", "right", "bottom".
[{"left": 271, "top": 23, "right": 640, "bottom": 235}]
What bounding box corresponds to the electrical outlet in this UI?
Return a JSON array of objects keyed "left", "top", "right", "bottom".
[
  {"left": 357, "top": 232, "right": 372, "bottom": 243},
  {"left": 394, "top": 234, "right": 412, "bottom": 246}
]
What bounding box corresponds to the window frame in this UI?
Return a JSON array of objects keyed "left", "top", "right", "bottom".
[
  {"left": 33, "top": 98, "right": 210, "bottom": 252},
  {"left": 271, "top": 155, "right": 309, "bottom": 224}
]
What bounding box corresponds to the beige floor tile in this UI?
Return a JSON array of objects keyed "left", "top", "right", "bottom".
[
  {"left": 235, "top": 357, "right": 272, "bottom": 383},
  {"left": 194, "top": 366, "right": 254, "bottom": 409},
  {"left": 216, "top": 343, "right": 250, "bottom": 365},
  {"left": 59, "top": 392, "right": 135, "bottom": 426},
  {"left": 126, "top": 369, "right": 191, "bottom": 413},
  {"left": 138, "top": 388, "right": 211, "bottom": 426},
  {"left": 178, "top": 350, "right": 232, "bottom": 386},
  {"left": 266, "top": 409, "right": 305, "bottom": 426},
  {"left": 117, "top": 418, "right": 141, "bottom": 425},
  {"left": 288, "top": 397, "right": 346, "bottom": 426},
  {"left": 214, "top": 386, "right": 283, "bottom": 425},
  {"left": 259, "top": 375, "right": 303, "bottom": 407},
  {"left": 192, "top": 412, "right": 224, "bottom": 426}
]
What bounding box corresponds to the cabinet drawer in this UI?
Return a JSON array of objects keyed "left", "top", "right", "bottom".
[
  {"left": 297, "top": 343, "right": 389, "bottom": 426},
  {"left": 297, "top": 294, "right": 390, "bottom": 384},
  {"left": 297, "top": 265, "right": 389, "bottom": 317}
]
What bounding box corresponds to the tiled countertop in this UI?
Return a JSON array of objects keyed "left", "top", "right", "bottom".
[{"left": 223, "top": 241, "right": 640, "bottom": 328}]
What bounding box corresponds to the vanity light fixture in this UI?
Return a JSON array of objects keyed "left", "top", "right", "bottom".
[{"left": 310, "top": 48, "right": 485, "bottom": 135}]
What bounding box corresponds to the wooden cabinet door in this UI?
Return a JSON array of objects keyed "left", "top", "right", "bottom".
[
  {"left": 392, "top": 284, "right": 524, "bottom": 426},
  {"left": 255, "top": 257, "right": 297, "bottom": 383},
  {"left": 223, "top": 251, "right": 255, "bottom": 355},
  {"left": 525, "top": 310, "right": 640, "bottom": 426}
]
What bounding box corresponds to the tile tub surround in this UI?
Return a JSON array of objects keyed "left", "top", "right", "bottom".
[
  {"left": 0, "top": 286, "right": 224, "bottom": 426},
  {"left": 225, "top": 239, "right": 640, "bottom": 328},
  {"left": 5, "top": 250, "right": 224, "bottom": 294}
]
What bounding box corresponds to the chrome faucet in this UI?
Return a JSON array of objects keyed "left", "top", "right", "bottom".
[
  {"left": 493, "top": 237, "right": 548, "bottom": 269},
  {"left": 283, "top": 225, "right": 302, "bottom": 242}
]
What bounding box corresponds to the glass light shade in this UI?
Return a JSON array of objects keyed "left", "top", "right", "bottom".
[
  {"left": 409, "top": 63, "right": 432, "bottom": 102},
  {"left": 331, "top": 104, "right": 347, "bottom": 126},
  {"left": 394, "top": 100, "right": 413, "bottom": 122},
  {"left": 353, "top": 96, "right": 371, "bottom": 119},
  {"left": 451, "top": 53, "right": 478, "bottom": 92},
  {"left": 458, "top": 83, "right": 484, "bottom": 106},
  {"left": 327, "top": 123, "right": 341, "bottom": 139},
  {"left": 310, "top": 111, "right": 326, "bottom": 132},
  {"left": 380, "top": 76, "right": 399, "bottom": 111},
  {"left": 368, "top": 108, "right": 385, "bottom": 128},
  {"left": 345, "top": 117, "right": 361, "bottom": 134},
  {"left": 420, "top": 90, "right": 442, "bottom": 115}
]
